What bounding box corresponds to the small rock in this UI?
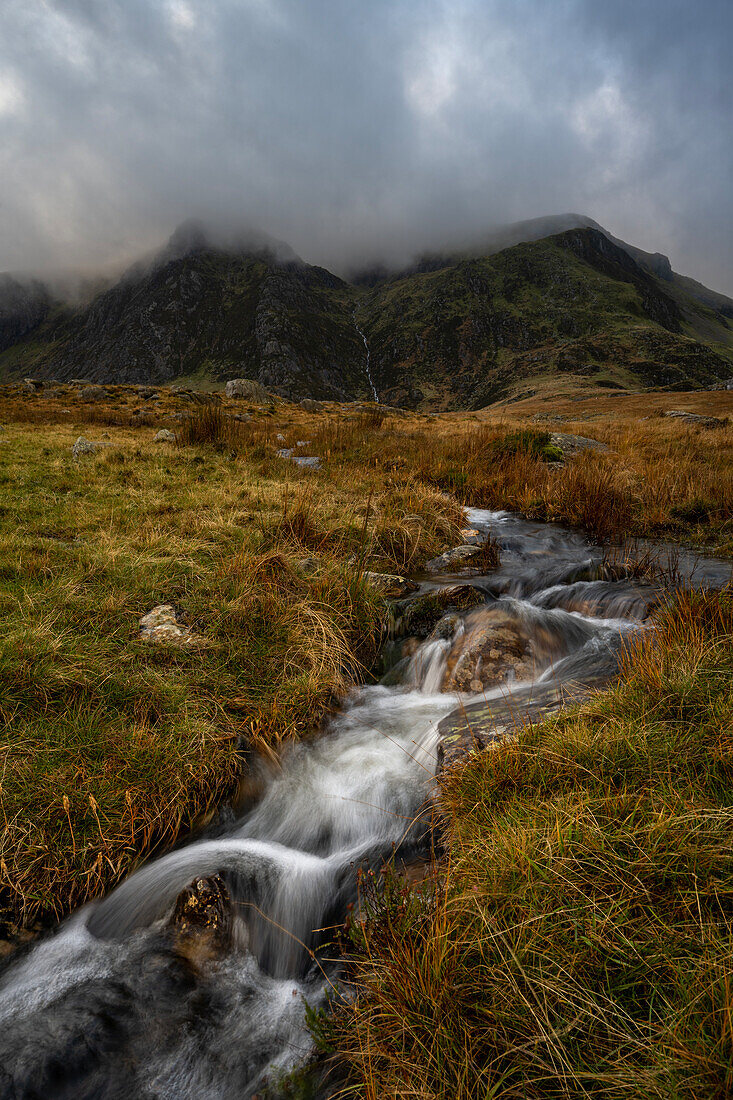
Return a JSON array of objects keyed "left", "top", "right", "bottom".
[
  {"left": 167, "top": 874, "right": 232, "bottom": 967},
  {"left": 225, "top": 378, "right": 271, "bottom": 402},
  {"left": 299, "top": 398, "right": 324, "bottom": 412},
  {"left": 139, "top": 604, "right": 205, "bottom": 646},
  {"left": 663, "top": 410, "right": 726, "bottom": 428},
  {"left": 425, "top": 545, "right": 482, "bottom": 572},
  {"left": 549, "top": 432, "right": 609, "bottom": 456},
  {"left": 153, "top": 429, "right": 176, "bottom": 444},
  {"left": 72, "top": 436, "right": 98, "bottom": 459},
  {"left": 363, "top": 571, "right": 419, "bottom": 598},
  {"left": 77, "top": 384, "right": 109, "bottom": 402}
]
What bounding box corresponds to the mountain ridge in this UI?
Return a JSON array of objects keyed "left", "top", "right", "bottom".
[{"left": 1, "top": 217, "right": 731, "bottom": 409}]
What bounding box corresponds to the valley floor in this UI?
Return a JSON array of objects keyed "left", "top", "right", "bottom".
[{"left": 0, "top": 381, "right": 731, "bottom": 959}]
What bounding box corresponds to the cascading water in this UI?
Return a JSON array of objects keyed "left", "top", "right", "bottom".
[
  {"left": 352, "top": 310, "right": 379, "bottom": 403},
  {"left": 0, "top": 509, "right": 729, "bottom": 1099}
]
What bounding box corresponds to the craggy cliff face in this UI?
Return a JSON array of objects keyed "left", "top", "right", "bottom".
[{"left": 0, "top": 222, "right": 732, "bottom": 409}]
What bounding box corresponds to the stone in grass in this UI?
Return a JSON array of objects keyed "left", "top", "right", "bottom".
[
  {"left": 139, "top": 604, "right": 206, "bottom": 646},
  {"left": 548, "top": 432, "right": 609, "bottom": 457},
  {"left": 424, "top": 544, "right": 482, "bottom": 572},
  {"left": 362, "top": 571, "right": 419, "bottom": 598},
  {"left": 72, "top": 436, "right": 101, "bottom": 459},
  {"left": 663, "top": 410, "right": 726, "bottom": 429},
  {"left": 153, "top": 429, "right": 176, "bottom": 443},
  {"left": 225, "top": 378, "right": 271, "bottom": 402}
]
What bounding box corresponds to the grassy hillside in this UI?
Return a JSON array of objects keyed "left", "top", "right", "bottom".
[{"left": 360, "top": 229, "right": 733, "bottom": 410}]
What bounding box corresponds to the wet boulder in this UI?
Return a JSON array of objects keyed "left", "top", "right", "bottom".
[
  {"left": 442, "top": 608, "right": 536, "bottom": 691},
  {"left": 167, "top": 874, "right": 232, "bottom": 965}
]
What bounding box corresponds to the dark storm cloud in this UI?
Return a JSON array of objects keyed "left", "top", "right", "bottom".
[{"left": 0, "top": 0, "right": 731, "bottom": 291}]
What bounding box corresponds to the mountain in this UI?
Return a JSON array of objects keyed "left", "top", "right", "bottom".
[{"left": 0, "top": 217, "right": 731, "bottom": 408}]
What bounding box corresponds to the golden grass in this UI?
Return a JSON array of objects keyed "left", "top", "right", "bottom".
[
  {"left": 318, "top": 588, "right": 733, "bottom": 1098},
  {"left": 0, "top": 380, "right": 730, "bottom": 937}
]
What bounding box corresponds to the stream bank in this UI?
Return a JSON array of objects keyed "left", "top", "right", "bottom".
[{"left": 0, "top": 509, "right": 730, "bottom": 1098}]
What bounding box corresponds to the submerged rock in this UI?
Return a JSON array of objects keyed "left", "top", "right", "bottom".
[{"left": 442, "top": 608, "right": 535, "bottom": 691}]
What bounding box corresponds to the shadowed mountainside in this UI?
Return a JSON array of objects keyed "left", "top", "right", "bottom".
[{"left": 0, "top": 218, "right": 731, "bottom": 408}]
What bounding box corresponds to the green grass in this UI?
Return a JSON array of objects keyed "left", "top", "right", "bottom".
[
  {"left": 0, "top": 421, "right": 465, "bottom": 932},
  {"left": 318, "top": 589, "right": 733, "bottom": 1098}
]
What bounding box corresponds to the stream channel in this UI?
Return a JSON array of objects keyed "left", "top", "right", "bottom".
[{"left": 0, "top": 509, "right": 730, "bottom": 1098}]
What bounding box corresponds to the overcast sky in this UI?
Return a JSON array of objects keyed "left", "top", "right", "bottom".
[{"left": 1, "top": 0, "right": 731, "bottom": 292}]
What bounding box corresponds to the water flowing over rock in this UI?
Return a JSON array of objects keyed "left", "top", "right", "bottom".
[
  {"left": 167, "top": 874, "right": 233, "bottom": 966},
  {"left": 0, "top": 505, "right": 729, "bottom": 1097}
]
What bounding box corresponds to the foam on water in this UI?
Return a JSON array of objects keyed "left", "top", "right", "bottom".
[{"left": 1, "top": 509, "right": 727, "bottom": 1097}]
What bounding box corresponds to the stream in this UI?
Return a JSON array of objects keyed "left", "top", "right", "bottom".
[
  {"left": 352, "top": 311, "right": 379, "bottom": 403},
  {"left": 0, "top": 510, "right": 730, "bottom": 1099}
]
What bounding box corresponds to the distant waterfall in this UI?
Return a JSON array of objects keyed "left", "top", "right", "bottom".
[{"left": 353, "top": 311, "right": 379, "bottom": 402}]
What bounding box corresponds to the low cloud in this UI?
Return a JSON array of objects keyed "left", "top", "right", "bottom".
[{"left": 0, "top": 0, "right": 731, "bottom": 292}]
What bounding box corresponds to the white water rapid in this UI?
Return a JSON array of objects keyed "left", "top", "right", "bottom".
[{"left": 0, "top": 510, "right": 729, "bottom": 1098}]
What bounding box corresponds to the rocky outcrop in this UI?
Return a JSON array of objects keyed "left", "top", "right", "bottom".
[
  {"left": 0, "top": 275, "right": 52, "bottom": 353},
  {"left": 663, "top": 410, "right": 727, "bottom": 428},
  {"left": 224, "top": 377, "right": 271, "bottom": 401}
]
